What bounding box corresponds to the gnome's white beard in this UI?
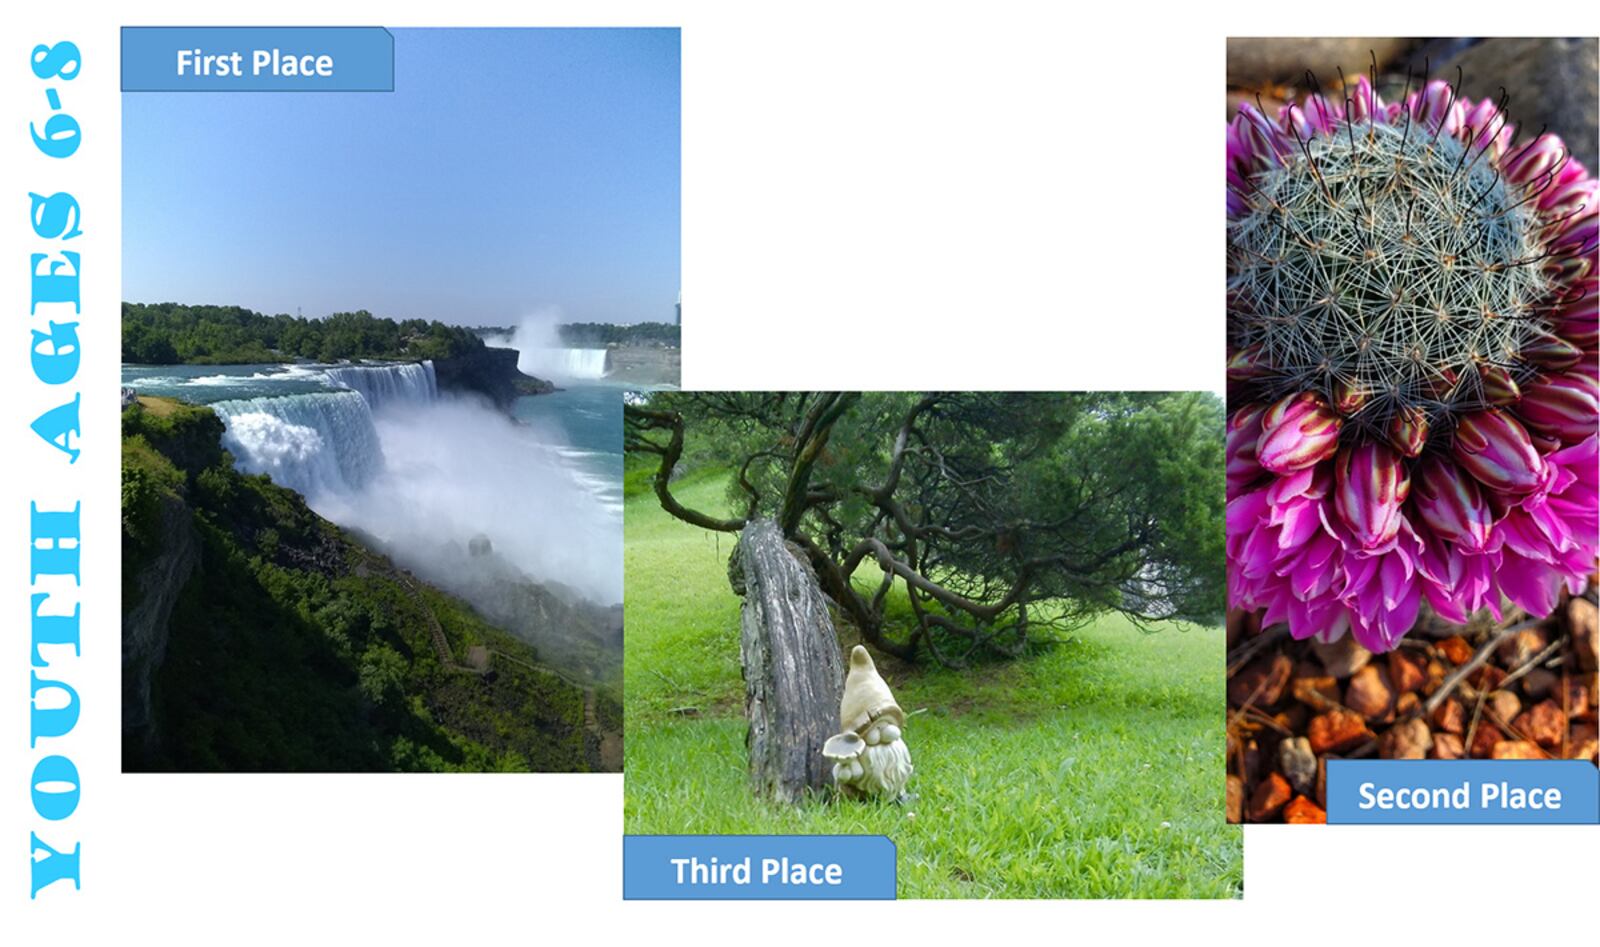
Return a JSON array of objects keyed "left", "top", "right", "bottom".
[{"left": 834, "top": 737, "right": 912, "bottom": 799}]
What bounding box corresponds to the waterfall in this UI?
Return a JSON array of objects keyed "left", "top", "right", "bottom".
[
  {"left": 323, "top": 360, "right": 438, "bottom": 411},
  {"left": 520, "top": 347, "right": 610, "bottom": 381},
  {"left": 212, "top": 391, "right": 386, "bottom": 498}
]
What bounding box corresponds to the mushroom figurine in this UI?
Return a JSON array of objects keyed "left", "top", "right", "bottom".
[{"left": 823, "top": 646, "right": 912, "bottom": 800}]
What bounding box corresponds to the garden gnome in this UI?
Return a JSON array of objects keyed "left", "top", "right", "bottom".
[{"left": 822, "top": 646, "right": 912, "bottom": 799}]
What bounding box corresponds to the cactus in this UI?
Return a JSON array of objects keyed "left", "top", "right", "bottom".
[
  {"left": 1231, "top": 119, "right": 1553, "bottom": 450},
  {"left": 1226, "top": 73, "right": 1598, "bottom": 653}
]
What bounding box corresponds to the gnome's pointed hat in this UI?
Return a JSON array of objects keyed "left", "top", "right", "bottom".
[{"left": 839, "top": 645, "right": 904, "bottom": 733}]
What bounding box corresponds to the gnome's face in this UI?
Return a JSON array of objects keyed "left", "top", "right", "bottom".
[{"left": 825, "top": 646, "right": 912, "bottom": 800}]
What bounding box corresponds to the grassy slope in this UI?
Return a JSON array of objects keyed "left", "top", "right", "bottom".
[{"left": 624, "top": 474, "right": 1241, "bottom": 899}]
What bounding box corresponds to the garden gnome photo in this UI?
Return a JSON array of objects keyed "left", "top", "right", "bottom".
[{"left": 824, "top": 646, "right": 913, "bottom": 800}]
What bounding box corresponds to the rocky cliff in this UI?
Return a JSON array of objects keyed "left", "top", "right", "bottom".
[
  {"left": 432, "top": 345, "right": 552, "bottom": 408},
  {"left": 121, "top": 492, "right": 197, "bottom": 752},
  {"left": 121, "top": 399, "right": 224, "bottom": 757},
  {"left": 605, "top": 345, "right": 681, "bottom": 387}
]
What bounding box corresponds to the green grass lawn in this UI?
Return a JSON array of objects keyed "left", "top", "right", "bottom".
[{"left": 624, "top": 473, "right": 1241, "bottom": 899}]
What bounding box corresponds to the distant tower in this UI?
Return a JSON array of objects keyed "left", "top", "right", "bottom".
[{"left": 675, "top": 291, "right": 681, "bottom": 326}]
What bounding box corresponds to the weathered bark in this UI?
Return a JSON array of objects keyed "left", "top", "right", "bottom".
[{"left": 733, "top": 518, "right": 844, "bottom": 802}]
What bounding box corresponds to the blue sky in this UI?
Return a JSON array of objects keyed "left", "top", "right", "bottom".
[{"left": 123, "top": 28, "right": 679, "bottom": 326}]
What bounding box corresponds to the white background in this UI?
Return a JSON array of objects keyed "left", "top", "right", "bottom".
[{"left": 4, "top": 1, "right": 1597, "bottom": 942}]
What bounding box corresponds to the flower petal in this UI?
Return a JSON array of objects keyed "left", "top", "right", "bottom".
[
  {"left": 1411, "top": 455, "right": 1493, "bottom": 552},
  {"left": 1335, "top": 442, "right": 1410, "bottom": 549}
]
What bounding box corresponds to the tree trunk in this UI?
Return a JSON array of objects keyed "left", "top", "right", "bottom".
[{"left": 732, "top": 518, "right": 844, "bottom": 802}]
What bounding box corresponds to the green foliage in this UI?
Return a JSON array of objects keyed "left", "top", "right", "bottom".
[
  {"left": 623, "top": 474, "right": 1241, "bottom": 898},
  {"left": 121, "top": 401, "right": 595, "bottom": 772},
  {"left": 630, "top": 392, "right": 1226, "bottom": 664},
  {"left": 1021, "top": 393, "right": 1226, "bottom": 623},
  {"left": 122, "top": 301, "right": 485, "bottom": 365},
  {"left": 122, "top": 393, "right": 222, "bottom": 441},
  {"left": 558, "top": 321, "right": 679, "bottom": 348},
  {"left": 358, "top": 644, "right": 406, "bottom": 707},
  {"left": 121, "top": 434, "right": 182, "bottom": 556}
]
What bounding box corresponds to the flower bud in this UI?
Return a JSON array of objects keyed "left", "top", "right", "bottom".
[
  {"left": 1411, "top": 455, "right": 1492, "bottom": 552},
  {"left": 1477, "top": 363, "right": 1521, "bottom": 405},
  {"left": 1347, "top": 75, "right": 1385, "bottom": 126},
  {"left": 1520, "top": 330, "right": 1583, "bottom": 371},
  {"left": 1503, "top": 133, "right": 1566, "bottom": 186},
  {"left": 1256, "top": 391, "right": 1342, "bottom": 473},
  {"left": 1334, "top": 442, "right": 1410, "bottom": 549},
  {"left": 1451, "top": 409, "right": 1547, "bottom": 494},
  {"left": 1461, "top": 98, "right": 1509, "bottom": 156},
  {"left": 1333, "top": 378, "right": 1369, "bottom": 415},
  {"left": 1549, "top": 217, "right": 1598, "bottom": 260},
  {"left": 1537, "top": 176, "right": 1596, "bottom": 221},
  {"left": 1410, "top": 80, "right": 1462, "bottom": 136},
  {"left": 1544, "top": 252, "right": 1593, "bottom": 286},
  {"left": 1421, "top": 366, "right": 1460, "bottom": 400},
  {"left": 1231, "top": 103, "right": 1287, "bottom": 175},
  {"left": 1226, "top": 345, "right": 1267, "bottom": 382},
  {"left": 1552, "top": 290, "right": 1597, "bottom": 351},
  {"left": 1388, "top": 406, "right": 1429, "bottom": 457},
  {"left": 1517, "top": 372, "right": 1599, "bottom": 443},
  {"left": 1226, "top": 404, "right": 1267, "bottom": 494}
]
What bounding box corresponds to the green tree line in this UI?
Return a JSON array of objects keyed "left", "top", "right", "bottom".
[
  {"left": 123, "top": 302, "right": 486, "bottom": 365},
  {"left": 558, "top": 321, "right": 680, "bottom": 348}
]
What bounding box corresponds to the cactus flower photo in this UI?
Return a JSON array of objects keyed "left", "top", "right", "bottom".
[
  {"left": 621, "top": 391, "right": 1241, "bottom": 898},
  {"left": 1225, "top": 38, "right": 1599, "bottom": 823}
]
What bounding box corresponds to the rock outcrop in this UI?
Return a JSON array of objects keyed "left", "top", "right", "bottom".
[
  {"left": 1227, "top": 37, "right": 1413, "bottom": 88},
  {"left": 1439, "top": 37, "right": 1599, "bottom": 173},
  {"left": 433, "top": 346, "right": 552, "bottom": 408},
  {"left": 605, "top": 345, "right": 681, "bottom": 387},
  {"left": 121, "top": 493, "right": 198, "bottom": 751}
]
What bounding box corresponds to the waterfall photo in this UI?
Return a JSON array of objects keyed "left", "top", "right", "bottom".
[{"left": 119, "top": 29, "right": 679, "bottom": 772}]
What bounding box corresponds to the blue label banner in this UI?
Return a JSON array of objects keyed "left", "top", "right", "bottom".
[
  {"left": 1327, "top": 759, "right": 1600, "bottom": 825},
  {"left": 122, "top": 27, "right": 393, "bottom": 92},
  {"left": 623, "top": 835, "right": 896, "bottom": 900}
]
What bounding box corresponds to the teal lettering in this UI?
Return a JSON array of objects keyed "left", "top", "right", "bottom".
[
  {"left": 31, "top": 593, "right": 81, "bottom": 667},
  {"left": 30, "top": 832, "right": 81, "bottom": 898},
  {"left": 31, "top": 395, "right": 81, "bottom": 463},
  {"left": 30, "top": 671, "right": 80, "bottom": 748}
]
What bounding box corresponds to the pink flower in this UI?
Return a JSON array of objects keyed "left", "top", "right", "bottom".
[
  {"left": 1226, "top": 402, "right": 1267, "bottom": 493},
  {"left": 1503, "top": 133, "right": 1567, "bottom": 186},
  {"left": 1227, "top": 76, "right": 1598, "bottom": 652}
]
